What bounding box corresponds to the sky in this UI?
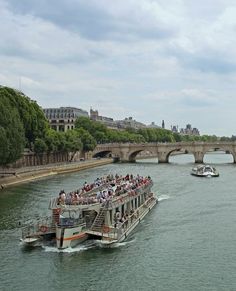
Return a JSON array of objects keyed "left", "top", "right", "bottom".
[{"left": 0, "top": 0, "right": 236, "bottom": 136}]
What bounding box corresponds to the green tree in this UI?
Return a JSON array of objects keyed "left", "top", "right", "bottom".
[
  {"left": 34, "top": 138, "right": 48, "bottom": 154},
  {"left": 76, "top": 128, "right": 96, "bottom": 152},
  {"left": 2, "top": 87, "right": 48, "bottom": 148},
  {"left": 44, "top": 128, "right": 61, "bottom": 152},
  {"left": 65, "top": 130, "right": 83, "bottom": 152},
  {"left": 75, "top": 117, "right": 94, "bottom": 133},
  {"left": 0, "top": 88, "right": 25, "bottom": 166},
  {"left": 0, "top": 126, "right": 9, "bottom": 165}
]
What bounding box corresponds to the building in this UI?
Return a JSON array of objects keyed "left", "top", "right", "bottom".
[
  {"left": 116, "top": 117, "right": 146, "bottom": 130},
  {"left": 90, "top": 109, "right": 147, "bottom": 130},
  {"left": 43, "top": 107, "right": 89, "bottom": 132},
  {"left": 162, "top": 120, "right": 165, "bottom": 129},
  {"left": 171, "top": 124, "right": 200, "bottom": 135},
  {"left": 147, "top": 122, "right": 161, "bottom": 129},
  {"left": 179, "top": 124, "right": 200, "bottom": 136},
  {"left": 171, "top": 125, "right": 179, "bottom": 133},
  {"left": 90, "top": 108, "right": 116, "bottom": 128}
]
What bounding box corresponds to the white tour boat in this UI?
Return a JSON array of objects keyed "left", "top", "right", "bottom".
[
  {"left": 21, "top": 174, "right": 158, "bottom": 249},
  {"left": 191, "top": 165, "right": 219, "bottom": 177}
]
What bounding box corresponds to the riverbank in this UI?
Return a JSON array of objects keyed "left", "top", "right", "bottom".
[{"left": 0, "top": 158, "right": 113, "bottom": 190}]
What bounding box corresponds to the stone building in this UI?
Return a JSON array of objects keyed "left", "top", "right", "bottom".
[
  {"left": 90, "top": 108, "right": 116, "bottom": 128},
  {"left": 115, "top": 117, "right": 146, "bottom": 130},
  {"left": 179, "top": 124, "right": 200, "bottom": 135},
  {"left": 43, "top": 107, "right": 89, "bottom": 132}
]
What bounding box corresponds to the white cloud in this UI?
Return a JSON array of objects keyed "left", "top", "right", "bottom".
[{"left": 1, "top": 0, "right": 236, "bottom": 136}]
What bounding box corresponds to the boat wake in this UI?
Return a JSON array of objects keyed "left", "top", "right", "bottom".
[
  {"left": 94, "top": 238, "right": 136, "bottom": 248},
  {"left": 43, "top": 245, "right": 90, "bottom": 253},
  {"left": 111, "top": 239, "right": 136, "bottom": 248},
  {"left": 158, "top": 194, "right": 170, "bottom": 202},
  {"left": 42, "top": 241, "right": 95, "bottom": 253}
]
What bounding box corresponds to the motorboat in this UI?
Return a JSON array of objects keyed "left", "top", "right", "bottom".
[{"left": 191, "top": 165, "right": 219, "bottom": 177}]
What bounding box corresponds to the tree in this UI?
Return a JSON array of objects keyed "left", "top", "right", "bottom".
[
  {"left": 2, "top": 87, "right": 48, "bottom": 148},
  {"left": 34, "top": 138, "right": 48, "bottom": 154},
  {"left": 76, "top": 128, "right": 97, "bottom": 152},
  {"left": 0, "top": 88, "right": 25, "bottom": 166},
  {"left": 0, "top": 126, "right": 9, "bottom": 165},
  {"left": 44, "top": 128, "right": 61, "bottom": 152},
  {"left": 75, "top": 116, "right": 94, "bottom": 133},
  {"left": 65, "top": 130, "right": 83, "bottom": 152}
]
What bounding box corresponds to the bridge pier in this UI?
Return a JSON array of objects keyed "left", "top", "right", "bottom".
[
  {"left": 231, "top": 153, "right": 236, "bottom": 163},
  {"left": 157, "top": 152, "right": 168, "bottom": 163},
  {"left": 194, "top": 152, "right": 204, "bottom": 164}
]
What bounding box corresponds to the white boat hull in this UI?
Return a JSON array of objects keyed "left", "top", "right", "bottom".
[{"left": 56, "top": 225, "right": 88, "bottom": 249}]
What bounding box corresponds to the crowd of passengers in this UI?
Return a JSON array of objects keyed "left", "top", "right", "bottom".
[{"left": 57, "top": 174, "right": 152, "bottom": 206}]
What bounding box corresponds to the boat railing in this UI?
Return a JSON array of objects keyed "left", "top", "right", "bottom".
[
  {"left": 57, "top": 217, "right": 86, "bottom": 228},
  {"left": 49, "top": 197, "right": 100, "bottom": 210},
  {"left": 102, "top": 197, "right": 156, "bottom": 241},
  {"left": 21, "top": 216, "right": 54, "bottom": 239},
  {"left": 49, "top": 179, "right": 153, "bottom": 211},
  {"left": 107, "top": 180, "right": 153, "bottom": 209},
  {"left": 48, "top": 177, "right": 125, "bottom": 209}
]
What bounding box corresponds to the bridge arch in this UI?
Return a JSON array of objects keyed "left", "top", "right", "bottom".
[
  {"left": 92, "top": 142, "right": 236, "bottom": 164},
  {"left": 92, "top": 150, "right": 112, "bottom": 159},
  {"left": 167, "top": 148, "right": 195, "bottom": 163},
  {"left": 202, "top": 147, "right": 236, "bottom": 163}
]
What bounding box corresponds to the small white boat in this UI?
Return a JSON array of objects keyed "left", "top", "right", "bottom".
[{"left": 191, "top": 165, "right": 219, "bottom": 177}]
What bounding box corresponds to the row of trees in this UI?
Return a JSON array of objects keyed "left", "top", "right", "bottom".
[
  {"left": 1, "top": 86, "right": 235, "bottom": 167},
  {"left": 74, "top": 117, "right": 221, "bottom": 144},
  {"left": 0, "top": 87, "right": 85, "bottom": 166}
]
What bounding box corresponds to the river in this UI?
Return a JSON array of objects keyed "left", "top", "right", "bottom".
[{"left": 0, "top": 153, "right": 236, "bottom": 291}]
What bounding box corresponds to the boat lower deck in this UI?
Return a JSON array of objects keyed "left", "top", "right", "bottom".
[{"left": 86, "top": 197, "right": 157, "bottom": 246}]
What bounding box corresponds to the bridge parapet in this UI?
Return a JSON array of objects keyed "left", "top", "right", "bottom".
[{"left": 92, "top": 142, "right": 236, "bottom": 163}]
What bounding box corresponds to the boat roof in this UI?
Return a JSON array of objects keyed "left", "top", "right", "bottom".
[{"left": 195, "top": 164, "right": 215, "bottom": 169}]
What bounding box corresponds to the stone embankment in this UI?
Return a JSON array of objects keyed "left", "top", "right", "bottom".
[{"left": 0, "top": 158, "right": 113, "bottom": 190}]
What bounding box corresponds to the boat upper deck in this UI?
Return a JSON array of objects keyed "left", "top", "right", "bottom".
[{"left": 49, "top": 174, "right": 153, "bottom": 210}]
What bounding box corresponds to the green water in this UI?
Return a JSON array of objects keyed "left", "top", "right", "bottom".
[{"left": 0, "top": 153, "right": 236, "bottom": 291}]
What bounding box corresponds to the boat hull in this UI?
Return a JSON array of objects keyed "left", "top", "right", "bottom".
[
  {"left": 56, "top": 225, "right": 88, "bottom": 249},
  {"left": 191, "top": 173, "right": 219, "bottom": 177}
]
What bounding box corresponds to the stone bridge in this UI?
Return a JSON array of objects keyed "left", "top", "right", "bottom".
[{"left": 92, "top": 142, "right": 236, "bottom": 163}]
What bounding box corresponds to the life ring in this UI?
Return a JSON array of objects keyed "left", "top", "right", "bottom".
[
  {"left": 54, "top": 208, "right": 61, "bottom": 214},
  {"left": 40, "top": 225, "right": 48, "bottom": 233},
  {"left": 102, "top": 225, "right": 110, "bottom": 233}
]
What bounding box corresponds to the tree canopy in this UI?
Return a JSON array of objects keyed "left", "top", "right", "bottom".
[{"left": 0, "top": 87, "right": 25, "bottom": 165}]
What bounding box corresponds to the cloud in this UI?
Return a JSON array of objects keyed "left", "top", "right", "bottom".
[
  {"left": 5, "top": 0, "right": 176, "bottom": 42},
  {"left": 1, "top": 0, "right": 236, "bottom": 136}
]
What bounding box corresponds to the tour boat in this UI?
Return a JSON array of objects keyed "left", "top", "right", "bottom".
[
  {"left": 191, "top": 165, "right": 219, "bottom": 177},
  {"left": 21, "top": 174, "right": 158, "bottom": 249},
  {"left": 53, "top": 175, "right": 157, "bottom": 249}
]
